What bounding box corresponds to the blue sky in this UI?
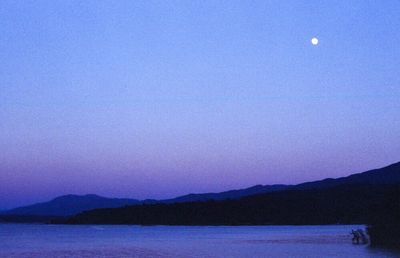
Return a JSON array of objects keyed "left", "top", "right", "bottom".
[{"left": 1, "top": 0, "right": 400, "bottom": 209}]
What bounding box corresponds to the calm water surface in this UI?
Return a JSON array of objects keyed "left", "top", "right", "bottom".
[{"left": 0, "top": 224, "right": 398, "bottom": 257}]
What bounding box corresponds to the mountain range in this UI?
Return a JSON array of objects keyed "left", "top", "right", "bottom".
[
  {"left": 1, "top": 161, "right": 399, "bottom": 223},
  {"left": 2, "top": 194, "right": 141, "bottom": 217},
  {"left": 65, "top": 161, "right": 400, "bottom": 226},
  {"left": 1, "top": 184, "right": 289, "bottom": 217}
]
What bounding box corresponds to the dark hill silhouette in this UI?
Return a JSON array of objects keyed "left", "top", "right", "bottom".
[
  {"left": 293, "top": 161, "right": 400, "bottom": 190},
  {"left": 2, "top": 185, "right": 290, "bottom": 217},
  {"left": 162, "top": 184, "right": 289, "bottom": 203},
  {"left": 4, "top": 161, "right": 400, "bottom": 220},
  {"left": 65, "top": 184, "right": 400, "bottom": 225},
  {"left": 64, "top": 161, "right": 400, "bottom": 225},
  {"left": 3, "top": 194, "right": 141, "bottom": 216}
]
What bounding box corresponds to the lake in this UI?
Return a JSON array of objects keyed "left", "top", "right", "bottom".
[{"left": 0, "top": 224, "right": 398, "bottom": 257}]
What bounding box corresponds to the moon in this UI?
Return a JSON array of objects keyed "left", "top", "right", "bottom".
[{"left": 311, "top": 37, "right": 319, "bottom": 45}]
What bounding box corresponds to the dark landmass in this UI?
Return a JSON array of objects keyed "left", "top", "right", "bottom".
[
  {"left": 368, "top": 224, "right": 400, "bottom": 249},
  {"left": 162, "top": 184, "right": 289, "bottom": 203},
  {"left": 65, "top": 184, "right": 399, "bottom": 226},
  {"left": 367, "top": 180, "right": 400, "bottom": 249},
  {"left": 65, "top": 162, "right": 400, "bottom": 227},
  {"left": 0, "top": 214, "right": 64, "bottom": 223},
  {"left": 7, "top": 161, "right": 399, "bottom": 218},
  {"left": 293, "top": 161, "right": 400, "bottom": 190},
  {"left": 2, "top": 185, "right": 291, "bottom": 217},
  {"left": 3, "top": 194, "right": 141, "bottom": 217}
]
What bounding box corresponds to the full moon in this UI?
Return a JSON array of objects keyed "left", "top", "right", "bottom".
[{"left": 311, "top": 37, "right": 319, "bottom": 45}]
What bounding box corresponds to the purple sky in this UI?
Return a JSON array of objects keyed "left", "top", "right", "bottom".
[{"left": 1, "top": 0, "right": 400, "bottom": 209}]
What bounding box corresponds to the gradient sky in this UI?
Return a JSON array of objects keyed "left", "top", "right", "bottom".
[{"left": 1, "top": 0, "right": 400, "bottom": 209}]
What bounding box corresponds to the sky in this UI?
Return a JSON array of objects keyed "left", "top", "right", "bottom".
[{"left": 1, "top": 0, "right": 400, "bottom": 209}]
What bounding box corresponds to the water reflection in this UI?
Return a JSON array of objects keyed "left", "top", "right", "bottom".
[{"left": 0, "top": 224, "right": 398, "bottom": 258}]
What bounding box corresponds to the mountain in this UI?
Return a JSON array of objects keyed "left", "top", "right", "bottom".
[
  {"left": 65, "top": 184, "right": 400, "bottom": 225},
  {"left": 5, "top": 161, "right": 400, "bottom": 220},
  {"left": 65, "top": 161, "right": 400, "bottom": 225},
  {"left": 4, "top": 194, "right": 141, "bottom": 217},
  {"left": 3, "top": 185, "right": 291, "bottom": 218},
  {"left": 293, "top": 161, "right": 400, "bottom": 190},
  {"left": 162, "top": 184, "right": 289, "bottom": 203},
  {"left": 170, "top": 161, "right": 400, "bottom": 200}
]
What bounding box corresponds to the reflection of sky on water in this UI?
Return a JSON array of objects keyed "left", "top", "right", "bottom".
[{"left": 0, "top": 224, "right": 398, "bottom": 257}]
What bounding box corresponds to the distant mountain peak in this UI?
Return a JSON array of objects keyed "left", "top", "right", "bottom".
[{"left": 5, "top": 194, "right": 140, "bottom": 217}]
